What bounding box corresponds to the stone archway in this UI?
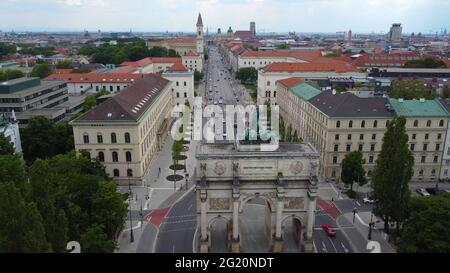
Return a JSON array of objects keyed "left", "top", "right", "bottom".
[
  {"left": 208, "top": 216, "right": 230, "bottom": 253},
  {"left": 281, "top": 215, "right": 305, "bottom": 253}
]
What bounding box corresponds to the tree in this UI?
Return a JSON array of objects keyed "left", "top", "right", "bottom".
[
  {"left": 441, "top": 86, "right": 450, "bottom": 99},
  {"left": 56, "top": 60, "right": 73, "bottom": 69},
  {"left": 236, "top": 67, "right": 258, "bottom": 83},
  {"left": 0, "top": 133, "right": 15, "bottom": 155},
  {"left": 286, "top": 124, "right": 293, "bottom": 142},
  {"left": 404, "top": 58, "right": 447, "bottom": 68},
  {"left": 372, "top": 116, "right": 414, "bottom": 235},
  {"left": 80, "top": 224, "right": 117, "bottom": 253},
  {"left": 30, "top": 63, "right": 52, "bottom": 78},
  {"left": 398, "top": 194, "right": 450, "bottom": 253},
  {"left": 276, "top": 43, "right": 288, "bottom": 50},
  {"left": 0, "top": 70, "right": 24, "bottom": 81},
  {"left": 0, "top": 182, "right": 51, "bottom": 252},
  {"left": 390, "top": 79, "right": 436, "bottom": 99},
  {"left": 194, "top": 70, "right": 204, "bottom": 82},
  {"left": 341, "top": 151, "right": 367, "bottom": 192},
  {"left": 0, "top": 44, "right": 16, "bottom": 59},
  {"left": 292, "top": 130, "right": 300, "bottom": 142},
  {"left": 279, "top": 116, "right": 286, "bottom": 142}
]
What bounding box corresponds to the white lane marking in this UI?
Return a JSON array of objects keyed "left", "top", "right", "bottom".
[
  {"left": 165, "top": 214, "right": 197, "bottom": 219},
  {"left": 341, "top": 242, "right": 349, "bottom": 253},
  {"left": 313, "top": 241, "right": 318, "bottom": 253},
  {"left": 188, "top": 204, "right": 193, "bottom": 211},
  {"left": 356, "top": 201, "right": 361, "bottom": 206},
  {"left": 145, "top": 188, "right": 154, "bottom": 210},
  {"left": 172, "top": 245, "right": 175, "bottom": 253},
  {"left": 355, "top": 214, "right": 370, "bottom": 227},
  {"left": 327, "top": 236, "right": 338, "bottom": 253},
  {"left": 160, "top": 219, "right": 197, "bottom": 225},
  {"left": 159, "top": 227, "right": 197, "bottom": 233},
  {"left": 321, "top": 242, "right": 327, "bottom": 253},
  {"left": 329, "top": 183, "right": 343, "bottom": 200}
]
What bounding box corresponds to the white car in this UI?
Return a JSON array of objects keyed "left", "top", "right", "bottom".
[
  {"left": 363, "top": 197, "right": 375, "bottom": 204},
  {"left": 416, "top": 188, "right": 431, "bottom": 196},
  {"left": 219, "top": 99, "right": 223, "bottom": 104},
  {"left": 214, "top": 101, "right": 218, "bottom": 105}
]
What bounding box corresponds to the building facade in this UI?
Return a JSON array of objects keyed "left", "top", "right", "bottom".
[
  {"left": 71, "top": 74, "right": 173, "bottom": 184},
  {"left": 162, "top": 63, "right": 195, "bottom": 107}
]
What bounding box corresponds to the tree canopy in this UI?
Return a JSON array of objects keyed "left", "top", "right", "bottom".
[
  {"left": 236, "top": 67, "right": 258, "bottom": 83},
  {"left": 19, "top": 46, "right": 55, "bottom": 57},
  {"left": 30, "top": 63, "right": 52, "bottom": 79},
  {"left": 398, "top": 194, "right": 450, "bottom": 253},
  {"left": 0, "top": 44, "right": 17, "bottom": 59},
  {"left": 341, "top": 151, "right": 367, "bottom": 191},
  {"left": 404, "top": 58, "right": 447, "bottom": 69},
  {"left": 0, "top": 70, "right": 24, "bottom": 82},
  {"left": 0, "top": 133, "right": 15, "bottom": 155},
  {"left": 390, "top": 79, "right": 437, "bottom": 100},
  {"left": 56, "top": 60, "right": 73, "bottom": 69}
]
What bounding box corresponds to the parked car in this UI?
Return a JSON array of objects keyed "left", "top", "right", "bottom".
[
  {"left": 363, "top": 197, "right": 375, "bottom": 204},
  {"left": 416, "top": 188, "right": 431, "bottom": 196},
  {"left": 321, "top": 224, "right": 336, "bottom": 237}
]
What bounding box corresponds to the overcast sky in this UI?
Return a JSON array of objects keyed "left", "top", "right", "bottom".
[{"left": 1, "top": 0, "right": 449, "bottom": 34}]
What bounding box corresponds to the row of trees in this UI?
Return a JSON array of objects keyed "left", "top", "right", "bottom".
[
  {"left": 0, "top": 44, "right": 16, "bottom": 59},
  {"left": 78, "top": 41, "right": 179, "bottom": 65},
  {"left": 0, "top": 133, "right": 127, "bottom": 252},
  {"left": 390, "top": 79, "right": 437, "bottom": 100},
  {"left": 404, "top": 58, "right": 447, "bottom": 69},
  {"left": 0, "top": 70, "right": 24, "bottom": 81},
  {"left": 18, "top": 46, "right": 56, "bottom": 57},
  {"left": 236, "top": 67, "right": 258, "bottom": 83},
  {"left": 279, "top": 117, "right": 301, "bottom": 142}
]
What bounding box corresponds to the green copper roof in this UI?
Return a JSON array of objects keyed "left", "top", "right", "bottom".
[
  {"left": 289, "top": 83, "right": 322, "bottom": 101},
  {"left": 389, "top": 98, "right": 449, "bottom": 117}
]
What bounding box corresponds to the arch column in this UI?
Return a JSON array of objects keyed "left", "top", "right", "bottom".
[
  {"left": 230, "top": 189, "right": 240, "bottom": 253},
  {"left": 273, "top": 187, "right": 285, "bottom": 253},
  {"left": 199, "top": 190, "right": 209, "bottom": 253}
]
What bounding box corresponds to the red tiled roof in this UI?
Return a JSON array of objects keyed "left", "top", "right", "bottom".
[
  {"left": 55, "top": 69, "right": 73, "bottom": 74},
  {"left": 74, "top": 74, "right": 170, "bottom": 122},
  {"left": 120, "top": 57, "right": 182, "bottom": 68},
  {"left": 235, "top": 31, "right": 254, "bottom": 40},
  {"left": 168, "top": 62, "right": 189, "bottom": 72},
  {"left": 150, "top": 57, "right": 182, "bottom": 63},
  {"left": 277, "top": 77, "right": 304, "bottom": 88},
  {"left": 351, "top": 52, "right": 431, "bottom": 67},
  {"left": 45, "top": 73, "right": 146, "bottom": 83},
  {"left": 263, "top": 62, "right": 360, "bottom": 73},
  {"left": 185, "top": 50, "right": 200, "bottom": 57},
  {"left": 240, "top": 50, "right": 323, "bottom": 62},
  {"left": 113, "top": 66, "right": 138, "bottom": 74}
]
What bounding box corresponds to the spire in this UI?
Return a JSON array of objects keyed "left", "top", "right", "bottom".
[{"left": 196, "top": 13, "right": 203, "bottom": 26}]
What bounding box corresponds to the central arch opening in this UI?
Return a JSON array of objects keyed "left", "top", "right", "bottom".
[
  {"left": 282, "top": 216, "right": 303, "bottom": 253},
  {"left": 209, "top": 217, "right": 228, "bottom": 253},
  {"left": 240, "top": 196, "right": 272, "bottom": 253}
]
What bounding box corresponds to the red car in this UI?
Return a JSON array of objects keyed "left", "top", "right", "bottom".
[{"left": 321, "top": 224, "right": 336, "bottom": 237}]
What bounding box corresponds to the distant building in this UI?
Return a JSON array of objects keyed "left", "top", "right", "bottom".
[
  {"left": 162, "top": 62, "right": 195, "bottom": 107},
  {"left": 250, "top": 22, "right": 256, "bottom": 37},
  {"left": 216, "top": 28, "right": 222, "bottom": 42},
  {"left": 0, "top": 77, "right": 69, "bottom": 126},
  {"left": 388, "top": 23, "right": 402, "bottom": 42},
  {"left": 227, "top": 27, "right": 234, "bottom": 41}
]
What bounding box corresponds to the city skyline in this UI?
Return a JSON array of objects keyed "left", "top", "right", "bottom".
[{"left": 0, "top": 0, "right": 449, "bottom": 34}]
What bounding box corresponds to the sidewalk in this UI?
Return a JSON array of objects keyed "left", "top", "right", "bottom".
[{"left": 116, "top": 116, "right": 198, "bottom": 253}]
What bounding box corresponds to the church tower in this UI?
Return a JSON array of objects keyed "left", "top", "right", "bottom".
[{"left": 196, "top": 13, "right": 204, "bottom": 56}]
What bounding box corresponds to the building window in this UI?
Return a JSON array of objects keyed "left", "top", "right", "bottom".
[
  {"left": 445, "top": 169, "right": 448, "bottom": 176},
  {"left": 447, "top": 147, "right": 450, "bottom": 155},
  {"left": 127, "top": 169, "right": 133, "bottom": 177},
  {"left": 386, "top": 120, "right": 390, "bottom": 127},
  {"left": 438, "top": 133, "right": 442, "bottom": 140},
  {"left": 336, "top": 120, "right": 341, "bottom": 128},
  {"left": 419, "top": 169, "right": 424, "bottom": 176},
  {"left": 425, "top": 133, "right": 429, "bottom": 140},
  {"left": 412, "top": 134, "right": 416, "bottom": 140},
  {"left": 334, "top": 144, "right": 339, "bottom": 152},
  {"left": 421, "top": 156, "right": 426, "bottom": 163},
  {"left": 331, "top": 170, "right": 336, "bottom": 178},
  {"left": 410, "top": 143, "right": 415, "bottom": 151},
  {"left": 184, "top": 82, "right": 187, "bottom": 87},
  {"left": 273, "top": 91, "right": 277, "bottom": 98},
  {"left": 112, "top": 151, "right": 118, "bottom": 162},
  {"left": 361, "top": 120, "right": 365, "bottom": 128},
  {"left": 426, "top": 120, "right": 431, "bottom": 127},
  {"left": 113, "top": 169, "right": 120, "bottom": 177},
  {"left": 125, "top": 133, "right": 131, "bottom": 143},
  {"left": 358, "top": 144, "right": 363, "bottom": 152},
  {"left": 423, "top": 144, "right": 428, "bottom": 151},
  {"left": 83, "top": 134, "right": 89, "bottom": 144},
  {"left": 98, "top": 152, "right": 104, "bottom": 162},
  {"left": 413, "top": 120, "right": 418, "bottom": 127},
  {"left": 176, "top": 92, "right": 180, "bottom": 98},
  {"left": 346, "top": 144, "right": 351, "bottom": 152},
  {"left": 360, "top": 134, "right": 364, "bottom": 140},
  {"left": 369, "top": 156, "right": 374, "bottom": 164},
  {"left": 372, "top": 134, "right": 376, "bottom": 140},
  {"left": 349, "top": 120, "right": 353, "bottom": 128},
  {"left": 434, "top": 156, "right": 439, "bottom": 163},
  {"left": 176, "top": 82, "right": 179, "bottom": 87},
  {"left": 184, "top": 92, "right": 187, "bottom": 98},
  {"left": 432, "top": 169, "right": 436, "bottom": 176},
  {"left": 267, "top": 81, "right": 270, "bottom": 86},
  {"left": 333, "top": 156, "right": 338, "bottom": 164},
  {"left": 347, "top": 134, "right": 352, "bottom": 140},
  {"left": 335, "top": 134, "right": 339, "bottom": 140},
  {"left": 373, "top": 120, "right": 378, "bottom": 128},
  {"left": 126, "top": 151, "right": 132, "bottom": 162},
  {"left": 439, "top": 120, "right": 444, "bottom": 127},
  {"left": 97, "top": 134, "right": 103, "bottom": 144},
  {"left": 436, "top": 144, "right": 440, "bottom": 151},
  {"left": 111, "top": 133, "right": 117, "bottom": 143},
  {"left": 370, "top": 144, "right": 375, "bottom": 152}
]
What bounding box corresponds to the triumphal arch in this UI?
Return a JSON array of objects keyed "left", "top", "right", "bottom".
[{"left": 195, "top": 139, "right": 320, "bottom": 253}]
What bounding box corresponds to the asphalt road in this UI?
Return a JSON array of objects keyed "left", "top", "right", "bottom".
[
  {"left": 154, "top": 190, "right": 197, "bottom": 253},
  {"left": 314, "top": 212, "right": 353, "bottom": 253}
]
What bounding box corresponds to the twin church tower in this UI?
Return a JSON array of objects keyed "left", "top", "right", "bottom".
[{"left": 196, "top": 13, "right": 204, "bottom": 55}]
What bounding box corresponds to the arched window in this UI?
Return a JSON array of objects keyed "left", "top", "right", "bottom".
[
  {"left": 112, "top": 151, "right": 118, "bottom": 162},
  {"left": 413, "top": 120, "right": 419, "bottom": 127},
  {"left": 349, "top": 120, "right": 353, "bottom": 128},
  {"left": 111, "top": 133, "right": 117, "bottom": 143},
  {"left": 336, "top": 120, "right": 341, "bottom": 128},
  {"left": 113, "top": 169, "right": 120, "bottom": 177},
  {"left": 373, "top": 120, "right": 378, "bottom": 128},
  {"left": 127, "top": 169, "right": 133, "bottom": 177},
  {"left": 125, "top": 133, "right": 131, "bottom": 143},
  {"left": 97, "top": 133, "right": 103, "bottom": 144},
  {"left": 273, "top": 91, "right": 277, "bottom": 98},
  {"left": 98, "top": 152, "right": 104, "bottom": 162},
  {"left": 439, "top": 120, "right": 444, "bottom": 127},
  {"left": 361, "top": 120, "right": 365, "bottom": 128},
  {"left": 432, "top": 169, "right": 436, "bottom": 176},
  {"left": 426, "top": 120, "right": 431, "bottom": 127},
  {"left": 126, "top": 151, "right": 132, "bottom": 162}
]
